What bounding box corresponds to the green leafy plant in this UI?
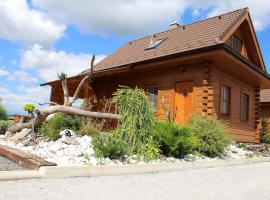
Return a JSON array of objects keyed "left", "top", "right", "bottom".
[
  {"left": 58, "top": 114, "right": 82, "bottom": 131},
  {"left": 41, "top": 113, "right": 81, "bottom": 140},
  {"left": 0, "top": 98, "right": 7, "bottom": 120},
  {"left": 113, "top": 86, "right": 155, "bottom": 154},
  {"left": 260, "top": 117, "right": 270, "bottom": 144},
  {"left": 190, "top": 116, "right": 232, "bottom": 157},
  {"left": 23, "top": 104, "right": 35, "bottom": 114},
  {"left": 0, "top": 120, "right": 10, "bottom": 134},
  {"left": 137, "top": 136, "right": 161, "bottom": 162},
  {"left": 41, "top": 114, "right": 63, "bottom": 140},
  {"left": 79, "top": 118, "right": 102, "bottom": 136},
  {"left": 152, "top": 121, "right": 198, "bottom": 158},
  {"left": 92, "top": 132, "right": 128, "bottom": 159}
]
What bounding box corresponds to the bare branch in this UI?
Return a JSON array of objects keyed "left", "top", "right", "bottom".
[
  {"left": 69, "top": 76, "right": 89, "bottom": 106},
  {"left": 61, "top": 74, "right": 69, "bottom": 106},
  {"left": 38, "top": 102, "right": 59, "bottom": 106},
  {"left": 69, "top": 55, "right": 96, "bottom": 106},
  {"left": 162, "top": 96, "right": 172, "bottom": 121}
]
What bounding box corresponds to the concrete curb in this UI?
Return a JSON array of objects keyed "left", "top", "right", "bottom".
[
  {"left": 0, "top": 170, "right": 42, "bottom": 181},
  {"left": 39, "top": 157, "right": 270, "bottom": 179},
  {"left": 1, "top": 157, "right": 270, "bottom": 181}
]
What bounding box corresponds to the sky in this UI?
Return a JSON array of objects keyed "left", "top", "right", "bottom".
[{"left": 0, "top": 0, "right": 270, "bottom": 115}]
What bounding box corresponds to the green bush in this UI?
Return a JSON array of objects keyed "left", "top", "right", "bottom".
[
  {"left": 190, "top": 116, "right": 231, "bottom": 157},
  {"left": 58, "top": 114, "right": 81, "bottom": 131},
  {"left": 0, "top": 99, "right": 7, "bottom": 120},
  {"left": 137, "top": 136, "right": 161, "bottom": 162},
  {"left": 79, "top": 122, "right": 101, "bottom": 136},
  {"left": 0, "top": 120, "right": 10, "bottom": 134},
  {"left": 152, "top": 121, "right": 198, "bottom": 158},
  {"left": 260, "top": 117, "right": 270, "bottom": 144},
  {"left": 113, "top": 86, "right": 155, "bottom": 154},
  {"left": 23, "top": 104, "right": 35, "bottom": 114},
  {"left": 92, "top": 132, "right": 128, "bottom": 159},
  {"left": 79, "top": 118, "right": 102, "bottom": 136},
  {"left": 41, "top": 113, "right": 82, "bottom": 140}
]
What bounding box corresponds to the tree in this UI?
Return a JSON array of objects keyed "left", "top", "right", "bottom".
[{"left": 0, "top": 98, "right": 7, "bottom": 120}]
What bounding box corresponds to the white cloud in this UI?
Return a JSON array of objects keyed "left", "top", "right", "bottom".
[
  {"left": 0, "top": 0, "right": 65, "bottom": 46},
  {"left": 0, "top": 84, "right": 50, "bottom": 115},
  {"left": 8, "top": 70, "right": 38, "bottom": 84},
  {"left": 32, "top": 0, "right": 188, "bottom": 37},
  {"left": 20, "top": 44, "right": 106, "bottom": 82},
  {"left": 31, "top": 0, "right": 270, "bottom": 38},
  {"left": 186, "top": 0, "right": 270, "bottom": 31},
  {"left": 0, "top": 68, "right": 9, "bottom": 76}
]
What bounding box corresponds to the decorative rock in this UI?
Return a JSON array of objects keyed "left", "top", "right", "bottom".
[
  {"left": 184, "top": 154, "right": 196, "bottom": 162},
  {"left": 0, "top": 130, "right": 263, "bottom": 167},
  {"left": 8, "top": 128, "right": 32, "bottom": 142},
  {"left": 60, "top": 129, "right": 78, "bottom": 145}
]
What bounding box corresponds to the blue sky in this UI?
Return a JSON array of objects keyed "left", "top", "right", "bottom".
[{"left": 0, "top": 0, "right": 270, "bottom": 115}]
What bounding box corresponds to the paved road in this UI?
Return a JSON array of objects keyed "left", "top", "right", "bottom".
[
  {"left": 0, "top": 162, "right": 270, "bottom": 200},
  {"left": 0, "top": 156, "right": 25, "bottom": 171}
]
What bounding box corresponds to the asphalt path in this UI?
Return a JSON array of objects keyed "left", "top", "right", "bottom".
[
  {"left": 0, "top": 162, "right": 270, "bottom": 200},
  {"left": 0, "top": 156, "right": 25, "bottom": 171}
]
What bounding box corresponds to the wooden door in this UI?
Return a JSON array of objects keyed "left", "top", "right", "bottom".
[{"left": 174, "top": 81, "right": 193, "bottom": 124}]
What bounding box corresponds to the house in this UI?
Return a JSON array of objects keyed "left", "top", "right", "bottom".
[{"left": 41, "top": 8, "right": 270, "bottom": 143}]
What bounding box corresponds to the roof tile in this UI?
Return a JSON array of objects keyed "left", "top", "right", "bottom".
[{"left": 82, "top": 8, "right": 247, "bottom": 74}]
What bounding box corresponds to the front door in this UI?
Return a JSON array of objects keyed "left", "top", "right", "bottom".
[{"left": 174, "top": 81, "right": 193, "bottom": 124}]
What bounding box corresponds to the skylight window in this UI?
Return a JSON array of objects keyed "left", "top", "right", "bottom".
[{"left": 145, "top": 38, "right": 166, "bottom": 50}]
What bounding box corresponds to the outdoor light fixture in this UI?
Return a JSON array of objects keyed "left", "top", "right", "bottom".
[{"left": 180, "top": 65, "right": 185, "bottom": 73}]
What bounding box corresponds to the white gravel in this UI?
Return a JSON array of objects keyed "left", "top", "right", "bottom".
[{"left": 0, "top": 129, "right": 258, "bottom": 166}]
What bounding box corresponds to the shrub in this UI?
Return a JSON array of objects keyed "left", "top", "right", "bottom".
[
  {"left": 0, "top": 120, "right": 10, "bottom": 134},
  {"left": 41, "top": 114, "right": 63, "bottom": 140},
  {"left": 0, "top": 99, "right": 7, "bottom": 120},
  {"left": 58, "top": 114, "right": 81, "bottom": 131},
  {"left": 137, "top": 136, "right": 161, "bottom": 162},
  {"left": 79, "top": 118, "right": 102, "bottom": 136},
  {"left": 190, "top": 116, "right": 231, "bottom": 157},
  {"left": 260, "top": 117, "right": 270, "bottom": 144},
  {"left": 92, "top": 132, "right": 128, "bottom": 159},
  {"left": 152, "top": 121, "right": 198, "bottom": 158},
  {"left": 41, "top": 113, "right": 81, "bottom": 140},
  {"left": 113, "top": 86, "right": 155, "bottom": 154},
  {"left": 23, "top": 104, "right": 35, "bottom": 114},
  {"left": 79, "top": 122, "right": 101, "bottom": 136}
]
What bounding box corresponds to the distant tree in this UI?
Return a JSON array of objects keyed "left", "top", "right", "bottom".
[
  {"left": 0, "top": 98, "right": 8, "bottom": 120},
  {"left": 23, "top": 103, "right": 36, "bottom": 115}
]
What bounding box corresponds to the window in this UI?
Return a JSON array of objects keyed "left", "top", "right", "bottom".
[
  {"left": 221, "top": 85, "right": 231, "bottom": 116},
  {"left": 146, "top": 86, "right": 158, "bottom": 109},
  {"left": 241, "top": 93, "right": 249, "bottom": 121},
  {"left": 145, "top": 38, "right": 166, "bottom": 50},
  {"left": 232, "top": 35, "right": 242, "bottom": 53}
]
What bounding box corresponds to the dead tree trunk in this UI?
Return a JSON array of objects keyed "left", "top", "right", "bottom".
[{"left": 6, "top": 105, "right": 119, "bottom": 135}]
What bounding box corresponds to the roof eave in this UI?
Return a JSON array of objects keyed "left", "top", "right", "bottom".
[{"left": 40, "top": 43, "right": 270, "bottom": 87}]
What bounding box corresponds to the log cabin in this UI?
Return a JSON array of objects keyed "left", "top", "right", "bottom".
[{"left": 41, "top": 8, "right": 270, "bottom": 143}]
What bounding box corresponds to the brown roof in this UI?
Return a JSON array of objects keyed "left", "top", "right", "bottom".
[
  {"left": 260, "top": 89, "right": 270, "bottom": 102},
  {"left": 81, "top": 8, "right": 248, "bottom": 74}
]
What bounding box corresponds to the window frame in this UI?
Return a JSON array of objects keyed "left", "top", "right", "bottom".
[
  {"left": 220, "top": 84, "right": 231, "bottom": 117},
  {"left": 240, "top": 92, "right": 249, "bottom": 122},
  {"left": 144, "top": 38, "right": 167, "bottom": 50},
  {"left": 146, "top": 85, "right": 158, "bottom": 110},
  {"left": 232, "top": 35, "right": 242, "bottom": 53}
]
